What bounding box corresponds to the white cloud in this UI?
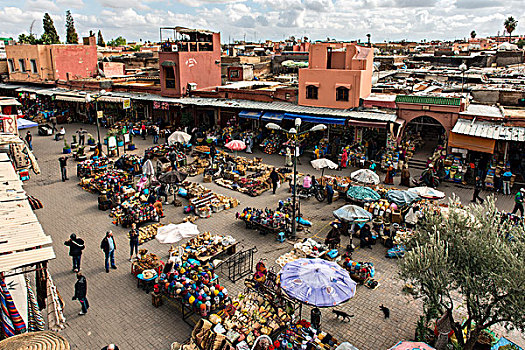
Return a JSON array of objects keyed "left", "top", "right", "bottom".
[{"left": 57, "top": 0, "right": 85, "bottom": 8}]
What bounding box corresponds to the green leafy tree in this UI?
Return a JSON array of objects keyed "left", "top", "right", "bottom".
[
  {"left": 504, "top": 16, "right": 518, "bottom": 41},
  {"left": 400, "top": 196, "right": 525, "bottom": 350},
  {"left": 42, "top": 13, "right": 60, "bottom": 44},
  {"left": 517, "top": 39, "right": 525, "bottom": 49},
  {"left": 65, "top": 10, "right": 78, "bottom": 44},
  {"left": 107, "top": 36, "right": 126, "bottom": 47},
  {"left": 470, "top": 30, "right": 476, "bottom": 39},
  {"left": 18, "top": 33, "right": 38, "bottom": 44},
  {"left": 97, "top": 30, "right": 105, "bottom": 46}
]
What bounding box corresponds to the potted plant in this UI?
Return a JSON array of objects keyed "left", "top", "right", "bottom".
[
  {"left": 71, "top": 135, "right": 78, "bottom": 149},
  {"left": 87, "top": 133, "right": 95, "bottom": 146},
  {"left": 63, "top": 140, "right": 71, "bottom": 154}
]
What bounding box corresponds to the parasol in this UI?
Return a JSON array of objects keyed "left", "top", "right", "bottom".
[
  {"left": 388, "top": 341, "right": 435, "bottom": 350},
  {"left": 17, "top": 118, "right": 38, "bottom": 130},
  {"left": 408, "top": 186, "right": 445, "bottom": 200},
  {"left": 168, "top": 131, "right": 191, "bottom": 145},
  {"left": 156, "top": 222, "right": 200, "bottom": 244},
  {"left": 385, "top": 190, "right": 420, "bottom": 207},
  {"left": 225, "top": 139, "right": 246, "bottom": 157},
  {"left": 350, "top": 169, "right": 380, "bottom": 185},
  {"left": 311, "top": 158, "right": 338, "bottom": 177},
  {"left": 280, "top": 258, "right": 357, "bottom": 307},
  {"left": 346, "top": 186, "right": 380, "bottom": 202},
  {"left": 333, "top": 204, "right": 373, "bottom": 223},
  {"left": 158, "top": 170, "right": 187, "bottom": 184}
]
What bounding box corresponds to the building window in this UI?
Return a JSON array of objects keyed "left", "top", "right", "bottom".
[
  {"left": 7, "top": 59, "right": 14, "bottom": 73},
  {"left": 306, "top": 85, "right": 318, "bottom": 100},
  {"left": 336, "top": 87, "right": 349, "bottom": 101},
  {"left": 18, "top": 59, "right": 26, "bottom": 72},
  {"left": 30, "top": 59, "right": 38, "bottom": 74},
  {"left": 285, "top": 93, "right": 291, "bottom": 100},
  {"left": 164, "top": 67, "right": 175, "bottom": 89},
  {"left": 230, "top": 70, "right": 239, "bottom": 79}
]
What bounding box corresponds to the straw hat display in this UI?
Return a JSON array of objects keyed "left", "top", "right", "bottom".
[{"left": 0, "top": 331, "right": 70, "bottom": 350}]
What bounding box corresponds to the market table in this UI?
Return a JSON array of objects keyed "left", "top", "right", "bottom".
[{"left": 137, "top": 272, "right": 157, "bottom": 293}]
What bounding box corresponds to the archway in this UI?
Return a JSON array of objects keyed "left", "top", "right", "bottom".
[{"left": 404, "top": 115, "right": 446, "bottom": 161}]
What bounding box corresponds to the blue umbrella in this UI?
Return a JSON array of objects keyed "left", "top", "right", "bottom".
[
  {"left": 333, "top": 204, "right": 373, "bottom": 223},
  {"left": 280, "top": 258, "right": 357, "bottom": 307},
  {"left": 385, "top": 190, "right": 420, "bottom": 207},
  {"left": 346, "top": 186, "right": 380, "bottom": 202}
]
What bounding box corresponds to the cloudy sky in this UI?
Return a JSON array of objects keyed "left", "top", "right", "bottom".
[{"left": 0, "top": 0, "right": 523, "bottom": 43}]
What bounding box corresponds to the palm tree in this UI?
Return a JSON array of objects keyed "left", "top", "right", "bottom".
[
  {"left": 470, "top": 30, "right": 477, "bottom": 39},
  {"left": 504, "top": 16, "right": 518, "bottom": 42}
]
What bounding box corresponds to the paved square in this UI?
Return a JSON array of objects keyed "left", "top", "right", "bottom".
[{"left": 24, "top": 123, "right": 522, "bottom": 350}]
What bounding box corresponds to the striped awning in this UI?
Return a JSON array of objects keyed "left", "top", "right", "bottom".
[{"left": 54, "top": 95, "right": 85, "bottom": 103}]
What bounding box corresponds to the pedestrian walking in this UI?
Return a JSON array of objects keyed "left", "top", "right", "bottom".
[
  {"left": 76, "top": 127, "right": 86, "bottom": 145},
  {"left": 141, "top": 124, "right": 147, "bottom": 140},
  {"left": 25, "top": 131, "right": 33, "bottom": 150},
  {"left": 169, "top": 149, "right": 178, "bottom": 170},
  {"left": 64, "top": 234, "right": 85, "bottom": 272},
  {"left": 152, "top": 125, "right": 159, "bottom": 144},
  {"left": 72, "top": 272, "right": 89, "bottom": 315},
  {"left": 129, "top": 223, "right": 139, "bottom": 261},
  {"left": 270, "top": 168, "right": 279, "bottom": 195},
  {"left": 512, "top": 188, "right": 525, "bottom": 216},
  {"left": 471, "top": 176, "right": 484, "bottom": 204},
  {"left": 326, "top": 182, "right": 334, "bottom": 204},
  {"left": 59, "top": 156, "right": 68, "bottom": 181},
  {"left": 100, "top": 231, "right": 117, "bottom": 273},
  {"left": 50, "top": 115, "right": 58, "bottom": 133},
  {"left": 502, "top": 169, "right": 513, "bottom": 195}
]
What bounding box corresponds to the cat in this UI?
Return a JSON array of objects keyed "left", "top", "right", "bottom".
[
  {"left": 332, "top": 309, "right": 354, "bottom": 322},
  {"left": 379, "top": 304, "right": 390, "bottom": 319}
]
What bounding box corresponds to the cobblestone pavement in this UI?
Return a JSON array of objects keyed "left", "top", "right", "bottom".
[{"left": 24, "top": 123, "right": 523, "bottom": 350}]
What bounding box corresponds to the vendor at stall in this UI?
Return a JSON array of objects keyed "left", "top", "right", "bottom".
[
  {"left": 359, "top": 224, "right": 373, "bottom": 249},
  {"left": 325, "top": 221, "right": 341, "bottom": 249}
]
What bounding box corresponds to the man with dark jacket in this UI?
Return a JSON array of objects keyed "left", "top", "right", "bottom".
[
  {"left": 471, "top": 176, "right": 484, "bottom": 204},
  {"left": 72, "top": 273, "right": 89, "bottom": 315},
  {"left": 100, "top": 231, "right": 117, "bottom": 273},
  {"left": 270, "top": 168, "right": 279, "bottom": 195},
  {"left": 64, "top": 234, "right": 85, "bottom": 272},
  {"left": 59, "top": 156, "right": 68, "bottom": 182}
]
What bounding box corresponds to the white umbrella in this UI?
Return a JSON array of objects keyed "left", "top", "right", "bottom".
[
  {"left": 408, "top": 187, "right": 445, "bottom": 199},
  {"left": 311, "top": 158, "right": 338, "bottom": 177},
  {"left": 155, "top": 222, "right": 199, "bottom": 244},
  {"left": 350, "top": 169, "right": 380, "bottom": 185},
  {"left": 168, "top": 131, "right": 191, "bottom": 145}
]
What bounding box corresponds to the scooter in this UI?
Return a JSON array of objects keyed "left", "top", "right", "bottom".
[{"left": 297, "top": 183, "right": 326, "bottom": 202}]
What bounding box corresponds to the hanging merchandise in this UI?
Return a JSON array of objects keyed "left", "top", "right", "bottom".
[{"left": 25, "top": 276, "right": 45, "bottom": 332}]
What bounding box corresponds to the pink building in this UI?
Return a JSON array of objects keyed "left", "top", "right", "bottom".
[
  {"left": 298, "top": 42, "right": 374, "bottom": 109},
  {"left": 5, "top": 36, "right": 97, "bottom": 84},
  {"left": 159, "top": 27, "right": 221, "bottom": 98}
]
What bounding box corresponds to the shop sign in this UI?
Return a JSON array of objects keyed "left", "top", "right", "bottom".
[
  {"left": 122, "top": 98, "right": 131, "bottom": 109},
  {"left": 108, "top": 136, "right": 117, "bottom": 150},
  {"left": 97, "top": 111, "right": 104, "bottom": 119},
  {"left": 153, "top": 101, "right": 170, "bottom": 110}
]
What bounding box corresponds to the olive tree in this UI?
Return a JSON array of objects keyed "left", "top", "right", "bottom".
[{"left": 400, "top": 196, "right": 525, "bottom": 350}]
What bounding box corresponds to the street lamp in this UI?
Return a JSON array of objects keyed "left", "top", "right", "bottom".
[
  {"left": 266, "top": 118, "right": 327, "bottom": 239},
  {"left": 459, "top": 63, "right": 468, "bottom": 94},
  {"left": 85, "top": 89, "right": 107, "bottom": 147}
]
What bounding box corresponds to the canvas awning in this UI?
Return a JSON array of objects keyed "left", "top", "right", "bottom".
[
  {"left": 261, "top": 112, "right": 284, "bottom": 122},
  {"left": 55, "top": 95, "right": 85, "bottom": 103},
  {"left": 284, "top": 113, "right": 346, "bottom": 125},
  {"left": 238, "top": 110, "right": 261, "bottom": 120},
  {"left": 161, "top": 60, "right": 176, "bottom": 67},
  {"left": 448, "top": 132, "right": 495, "bottom": 154}
]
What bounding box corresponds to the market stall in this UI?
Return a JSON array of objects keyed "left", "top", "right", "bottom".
[{"left": 181, "top": 182, "right": 239, "bottom": 218}]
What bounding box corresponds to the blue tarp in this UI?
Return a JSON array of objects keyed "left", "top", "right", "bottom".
[
  {"left": 238, "top": 110, "right": 261, "bottom": 120},
  {"left": 283, "top": 113, "right": 346, "bottom": 125},
  {"left": 261, "top": 112, "right": 284, "bottom": 122},
  {"left": 17, "top": 118, "right": 38, "bottom": 129}
]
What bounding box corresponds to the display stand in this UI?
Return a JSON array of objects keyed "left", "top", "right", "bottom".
[{"left": 220, "top": 246, "right": 257, "bottom": 283}]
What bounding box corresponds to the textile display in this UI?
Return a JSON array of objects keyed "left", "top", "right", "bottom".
[
  {"left": 0, "top": 277, "right": 26, "bottom": 337},
  {"left": 25, "top": 277, "right": 45, "bottom": 332}
]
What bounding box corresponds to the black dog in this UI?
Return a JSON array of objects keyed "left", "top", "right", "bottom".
[
  {"left": 332, "top": 309, "right": 354, "bottom": 322},
  {"left": 379, "top": 304, "right": 390, "bottom": 319}
]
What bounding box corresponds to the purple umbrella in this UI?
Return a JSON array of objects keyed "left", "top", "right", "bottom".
[{"left": 280, "top": 258, "right": 357, "bottom": 307}]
